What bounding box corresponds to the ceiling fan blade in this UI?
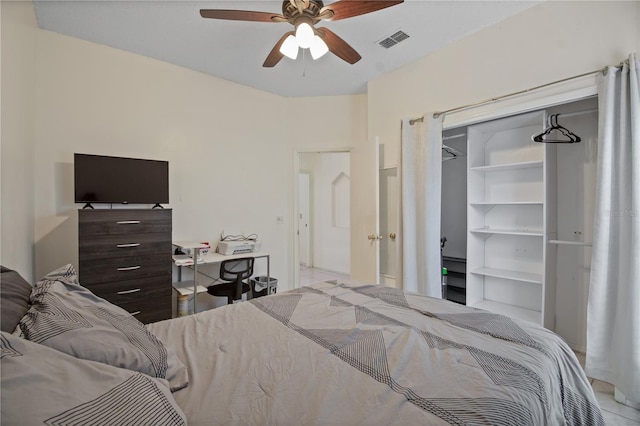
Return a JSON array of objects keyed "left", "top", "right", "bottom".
[
  {"left": 263, "top": 31, "right": 295, "bottom": 67},
  {"left": 200, "top": 9, "right": 286, "bottom": 23},
  {"left": 320, "top": 0, "right": 403, "bottom": 21},
  {"left": 317, "top": 27, "right": 361, "bottom": 64}
]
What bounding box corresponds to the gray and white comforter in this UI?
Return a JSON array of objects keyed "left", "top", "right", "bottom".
[{"left": 148, "top": 281, "right": 604, "bottom": 425}]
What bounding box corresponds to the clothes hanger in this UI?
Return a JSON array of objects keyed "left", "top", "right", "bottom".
[
  {"left": 532, "top": 114, "right": 581, "bottom": 143},
  {"left": 442, "top": 144, "right": 466, "bottom": 161}
]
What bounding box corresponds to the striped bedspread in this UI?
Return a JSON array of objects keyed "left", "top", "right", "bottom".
[{"left": 148, "top": 281, "right": 603, "bottom": 425}]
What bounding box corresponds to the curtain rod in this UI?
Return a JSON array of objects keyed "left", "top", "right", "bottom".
[
  {"left": 556, "top": 108, "right": 598, "bottom": 120},
  {"left": 438, "top": 108, "right": 596, "bottom": 141},
  {"left": 432, "top": 66, "right": 609, "bottom": 120}
]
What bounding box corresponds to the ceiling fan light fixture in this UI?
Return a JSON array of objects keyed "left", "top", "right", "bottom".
[
  {"left": 295, "top": 22, "right": 314, "bottom": 48},
  {"left": 310, "top": 35, "right": 328, "bottom": 60},
  {"left": 280, "top": 34, "right": 299, "bottom": 59},
  {"left": 200, "top": 0, "right": 406, "bottom": 68}
]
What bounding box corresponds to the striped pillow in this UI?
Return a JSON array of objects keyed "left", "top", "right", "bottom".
[
  {"left": 1, "top": 331, "right": 186, "bottom": 425},
  {"left": 15, "top": 264, "right": 188, "bottom": 392}
]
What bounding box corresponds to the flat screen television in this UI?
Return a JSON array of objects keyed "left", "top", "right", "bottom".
[{"left": 74, "top": 153, "right": 169, "bottom": 206}]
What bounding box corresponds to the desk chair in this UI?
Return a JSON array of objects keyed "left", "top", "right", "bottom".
[{"left": 207, "top": 257, "right": 255, "bottom": 305}]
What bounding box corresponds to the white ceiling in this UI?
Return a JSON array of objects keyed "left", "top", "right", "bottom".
[{"left": 33, "top": 0, "right": 539, "bottom": 97}]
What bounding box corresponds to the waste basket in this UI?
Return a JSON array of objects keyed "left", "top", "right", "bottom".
[
  {"left": 251, "top": 276, "right": 278, "bottom": 298},
  {"left": 177, "top": 294, "right": 189, "bottom": 316}
]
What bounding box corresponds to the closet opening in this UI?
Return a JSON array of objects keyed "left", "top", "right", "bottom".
[
  {"left": 440, "top": 127, "right": 468, "bottom": 305},
  {"left": 440, "top": 95, "right": 598, "bottom": 352}
]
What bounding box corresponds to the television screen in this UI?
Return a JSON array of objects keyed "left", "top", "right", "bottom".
[{"left": 74, "top": 153, "right": 169, "bottom": 205}]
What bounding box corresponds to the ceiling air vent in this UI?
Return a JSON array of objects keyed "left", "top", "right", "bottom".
[{"left": 378, "top": 30, "right": 409, "bottom": 49}]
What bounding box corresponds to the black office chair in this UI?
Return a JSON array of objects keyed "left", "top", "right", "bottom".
[{"left": 207, "top": 257, "right": 255, "bottom": 305}]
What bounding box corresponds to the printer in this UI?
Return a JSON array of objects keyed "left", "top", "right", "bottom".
[{"left": 216, "top": 240, "right": 262, "bottom": 255}]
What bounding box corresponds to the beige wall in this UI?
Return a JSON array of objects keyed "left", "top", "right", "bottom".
[
  {"left": 30, "top": 28, "right": 367, "bottom": 289},
  {"left": 0, "top": 2, "right": 367, "bottom": 288},
  {"left": 1, "top": 1, "right": 37, "bottom": 281},
  {"left": 368, "top": 1, "right": 640, "bottom": 166},
  {"left": 32, "top": 29, "right": 283, "bottom": 281}
]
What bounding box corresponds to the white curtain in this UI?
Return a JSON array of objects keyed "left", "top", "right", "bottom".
[
  {"left": 397, "top": 115, "right": 443, "bottom": 297},
  {"left": 586, "top": 53, "right": 640, "bottom": 403}
]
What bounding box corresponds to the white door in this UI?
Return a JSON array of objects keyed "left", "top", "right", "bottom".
[
  {"left": 298, "top": 172, "right": 311, "bottom": 267},
  {"left": 379, "top": 167, "right": 398, "bottom": 286},
  {"left": 350, "top": 137, "right": 383, "bottom": 284}
]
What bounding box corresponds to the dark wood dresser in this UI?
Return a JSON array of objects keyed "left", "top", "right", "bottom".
[{"left": 78, "top": 209, "right": 172, "bottom": 324}]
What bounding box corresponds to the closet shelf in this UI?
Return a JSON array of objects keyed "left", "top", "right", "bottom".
[
  {"left": 470, "top": 160, "right": 543, "bottom": 173},
  {"left": 469, "top": 201, "right": 543, "bottom": 206},
  {"left": 470, "top": 228, "right": 543, "bottom": 237},
  {"left": 548, "top": 240, "right": 592, "bottom": 247},
  {"left": 470, "top": 299, "right": 541, "bottom": 325},
  {"left": 471, "top": 267, "right": 542, "bottom": 284}
]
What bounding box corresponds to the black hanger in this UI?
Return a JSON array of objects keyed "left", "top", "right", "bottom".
[
  {"left": 532, "top": 114, "right": 581, "bottom": 143},
  {"left": 442, "top": 145, "right": 457, "bottom": 160},
  {"left": 442, "top": 144, "right": 465, "bottom": 161}
]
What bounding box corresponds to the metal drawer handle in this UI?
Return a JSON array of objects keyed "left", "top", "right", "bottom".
[
  {"left": 117, "top": 266, "right": 141, "bottom": 271},
  {"left": 117, "top": 288, "right": 141, "bottom": 295},
  {"left": 116, "top": 220, "right": 141, "bottom": 225},
  {"left": 129, "top": 311, "right": 141, "bottom": 316},
  {"left": 116, "top": 243, "right": 141, "bottom": 248}
]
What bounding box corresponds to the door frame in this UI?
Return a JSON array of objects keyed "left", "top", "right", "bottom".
[
  {"left": 292, "top": 148, "right": 352, "bottom": 288},
  {"left": 298, "top": 170, "right": 312, "bottom": 268}
]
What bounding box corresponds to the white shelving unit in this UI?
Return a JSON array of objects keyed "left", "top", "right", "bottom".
[
  {"left": 471, "top": 300, "right": 542, "bottom": 325},
  {"left": 469, "top": 160, "right": 543, "bottom": 173},
  {"left": 470, "top": 228, "right": 544, "bottom": 237},
  {"left": 548, "top": 240, "right": 592, "bottom": 247},
  {"left": 471, "top": 267, "right": 542, "bottom": 284},
  {"left": 466, "top": 111, "right": 557, "bottom": 328}
]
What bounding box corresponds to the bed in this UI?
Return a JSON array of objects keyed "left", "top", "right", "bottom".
[{"left": 1, "top": 264, "right": 604, "bottom": 425}]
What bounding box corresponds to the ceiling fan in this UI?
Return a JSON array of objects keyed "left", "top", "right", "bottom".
[{"left": 200, "top": 0, "right": 404, "bottom": 67}]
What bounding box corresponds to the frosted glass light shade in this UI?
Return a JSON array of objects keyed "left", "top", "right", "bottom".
[
  {"left": 310, "top": 35, "right": 329, "bottom": 60},
  {"left": 280, "top": 35, "right": 299, "bottom": 60},
  {"left": 295, "top": 22, "right": 314, "bottom": 48}
]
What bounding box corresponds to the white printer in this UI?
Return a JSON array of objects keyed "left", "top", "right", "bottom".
[{"left": 216, "top": 240, "right": 262, "bottom": 255}]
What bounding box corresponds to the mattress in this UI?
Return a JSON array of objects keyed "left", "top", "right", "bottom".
[{"left": 148, "top": 281, "right": 603, "bottom": 425}]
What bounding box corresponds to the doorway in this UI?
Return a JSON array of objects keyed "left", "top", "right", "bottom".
[{"left": 297, "top": 151, "right": 351, "bottom": 286}]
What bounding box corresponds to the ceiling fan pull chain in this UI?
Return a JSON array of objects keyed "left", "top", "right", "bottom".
[{"left": 303, "top": 49, "right": 307, "bottom": 78}]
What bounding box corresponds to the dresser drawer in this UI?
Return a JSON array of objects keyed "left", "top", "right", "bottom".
[
  {"left": 79, "top": 233, "right": 171, "bottom": 261},
  {"left": 79, "top": 254, "right": 171, "bottom": 285},
  {"left": 79, "top": 209, "right": 172, "bottom": 236},
  {"left": 116, "top": 297, "right": 171, "bottom": 324},
  {"left": 87, "top": 275, "right": 171, "bottom": 304}
]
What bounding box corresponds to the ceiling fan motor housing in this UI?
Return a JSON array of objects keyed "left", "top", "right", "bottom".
[{"left": 282, "top": 0, "right": 325, "bottom": 22}]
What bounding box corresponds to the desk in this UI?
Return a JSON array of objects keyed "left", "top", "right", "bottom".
[{"left": 172, "top": 241, "right": 271, "bottom": 314}]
